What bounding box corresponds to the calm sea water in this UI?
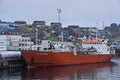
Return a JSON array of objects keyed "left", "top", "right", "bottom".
[{"left": 0, "top": 58, "right": 120, "bottom": 80}]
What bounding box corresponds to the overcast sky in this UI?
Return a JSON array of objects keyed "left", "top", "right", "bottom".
[{"left": 0, "top": 0, "right": 120, "bottom": 29}]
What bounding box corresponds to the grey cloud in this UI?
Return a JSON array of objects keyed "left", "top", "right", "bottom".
[{"left": 0, "top": 0, "right": 120, "bottom": 29}]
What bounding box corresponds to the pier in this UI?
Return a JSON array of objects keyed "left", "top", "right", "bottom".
[{"left": 0, "top": 58, "right": 27, "bottom": 69}]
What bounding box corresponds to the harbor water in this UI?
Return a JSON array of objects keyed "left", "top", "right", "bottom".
[{"left": 0, "top": 58, "right": 120, "bottom": 80}]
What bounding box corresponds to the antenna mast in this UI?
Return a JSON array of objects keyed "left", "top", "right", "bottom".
[
  {"left": 57, "top": 9, "right": 61, "bottom": 23},
  {"left": 103, "top": 21, "right": 104, "bottom": 28},
  {"left": 57, "top": 8, "right": 63, "bottom": 42},
  {"left": 96, "top": 22, "right": 98, "bottom": 40}
]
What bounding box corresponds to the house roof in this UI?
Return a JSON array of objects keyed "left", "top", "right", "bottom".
[{"left": 82, "top": 40, "right": 103, "bottom": 43}]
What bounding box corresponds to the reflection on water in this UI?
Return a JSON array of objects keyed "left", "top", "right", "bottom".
[
  {"left": 0, "top": 68, "right": 26, "bottom": 80},
  {"left": 23, "top": 61, "right": 117, "bottom": 80},
  {"left": 1, "top": 58, "right": 120, "bottom": 80}
]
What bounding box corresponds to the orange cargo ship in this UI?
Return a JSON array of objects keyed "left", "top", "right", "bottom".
[{"left": 21, "top": 39, "right": 116, "bottom": 68}]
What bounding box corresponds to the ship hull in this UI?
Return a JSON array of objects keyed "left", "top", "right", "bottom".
[{"left": 21, "top": 50, "right": 115, "bottom": 68}]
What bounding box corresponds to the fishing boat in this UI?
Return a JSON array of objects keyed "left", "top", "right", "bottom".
[{"left": 21, "top": 38, "right": 116, "bottom": 68}]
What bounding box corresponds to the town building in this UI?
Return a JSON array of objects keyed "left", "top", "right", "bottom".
[
  {"left": 75, "top": 27, "right": 98, "bottom": 39},
  {"left": 0, "top": 35, "right": 33, "bottom": 51},
  {"left": 104, "top": 23, "right": 120, "bottom": 39},
  {"left": 50, "top": 22, "right": 62, "bottom": 29},
  {"left": 0, "top": 21, "right": 14, "bottom": 29},
  {"left": 14, "top": 21, "right": 27, "bottom": 27},
  {"left": 32, "top": 21, "right": 46, "bottom": 27}
]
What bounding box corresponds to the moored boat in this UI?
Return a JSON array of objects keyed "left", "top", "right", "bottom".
[{"left": 21, "top": 38, "right": 116, "bottom": 68}]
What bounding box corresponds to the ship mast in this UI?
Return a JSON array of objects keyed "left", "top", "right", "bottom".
[
  {"left": 61, "top": 31, "right": 64, "bottom": 42},
  {"left": 102, "top": 21, "right": 105, "bottom": 39},
  {"left": 35, "top": 27, "right": 38, "bottom": 45}
]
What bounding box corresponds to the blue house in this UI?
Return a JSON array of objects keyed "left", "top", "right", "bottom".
[
  {"left": 0, "top": 22, "right": 15, "bottom": 29},
  {"left": 53, "top": 30, "right": 69, "bottom": 38}
]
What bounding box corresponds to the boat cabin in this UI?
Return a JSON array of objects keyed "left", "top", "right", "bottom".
[{"left": 82, "top": 39, "right": 115, "bottom": 54}]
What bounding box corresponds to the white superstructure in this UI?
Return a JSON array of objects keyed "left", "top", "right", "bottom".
[{"left": 82, "top": 39, "right": 115, "bottom": 54}]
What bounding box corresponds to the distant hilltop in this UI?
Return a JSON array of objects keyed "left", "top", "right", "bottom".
[{"left": 0, "top": 20, "right": 120, "bottom": 41}]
